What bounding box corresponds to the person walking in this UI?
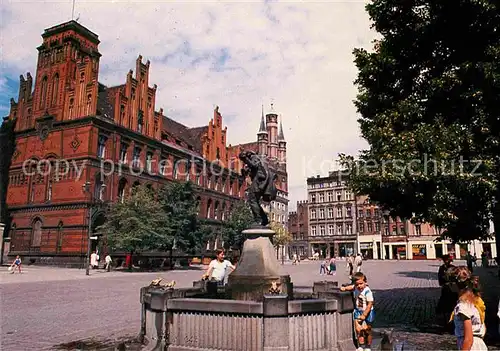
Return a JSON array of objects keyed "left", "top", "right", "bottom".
[
  {"left": 105, "top": 253, "right": 112, "bottom": 272},
  {"left": 436, "top": 254, "right": 456, "bottom": 331},
  {"left": 320, "top": 259, "right": 328, "bottom": 275},
  {"left": 347, "top": 255, "right": 354, "bottom": 278},
  {"left": 9, "top": 255, "right": 22, "bottom": 274},
  {"left": 354, "top": 253, "right": 363, "bottom": 273},
  {"left": 466, "top": 251, "right": 474, "bottom": 273},
  {"left": 328, "top": 256, "right": 337, "bottom": 276}
]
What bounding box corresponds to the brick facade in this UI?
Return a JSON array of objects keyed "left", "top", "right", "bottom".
[{"left": 3, "top": 20, "right": 288, "bottom": 264}]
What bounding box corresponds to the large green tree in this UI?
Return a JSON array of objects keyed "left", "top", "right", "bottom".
[
  {"left": 158, "top": 181, "right": 207, "bottom": 254},
  {"left": 98, "top": 184, "right": 172, "bottom": 255},
  {"left": 221, "top": 201, "right": 253, "bottom": 250},
  {"left": 340, "top": 0, "right": 500, "bottom": 254}
]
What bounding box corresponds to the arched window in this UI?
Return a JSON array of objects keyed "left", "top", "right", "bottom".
[
  {"left": 32, "top": 218, "right": 43, "bottom": 247},
  {"left": 117, "top": 178, "right": 127, "bottom": 203},
  {"left": 196, "top": 196, "right": 202, "bottom": 216},
  {"left": 40, "top": 76, "right": 48, "bottom": 109},
  {"left": 214, "top": 201, "right": 219, "bottom": 220},
  {"left": 69, "top": 98, "right": 74, "bottom": 119},
  {"left": 52, "top": 74, "right": 59, "bottom": 106},
  {"left": 206, "top": 199, "right": 212, "bottom": 219},
  {"left": 46, "top": 179, "right": 53, "bottom": 202},
  {"left": 94, "top": 174, "right": 105, "bottom": 201},
  {"left": 221, "top": 203, "right": 226, "bottom": 221}
]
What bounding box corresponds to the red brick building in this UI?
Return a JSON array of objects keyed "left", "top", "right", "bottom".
[
  {"left": 288, "top": 200, "right": 308, "bottom": 258},
  {"left": 3, "top": 20, "right": 288, "bottom": 265}
]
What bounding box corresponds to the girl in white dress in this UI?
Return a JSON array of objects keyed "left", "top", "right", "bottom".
[{"left": 450, "top": 266, "right": 488, "bottom": 351}]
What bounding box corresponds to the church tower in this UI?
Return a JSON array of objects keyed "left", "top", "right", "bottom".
[
  {"left": 35, "top": 21, "right": 101, "bottom": 123},
  {"left": 266, "top": 103, "right": 278, "bottom": 160},
  {"left": 257, "top": 105, "right": 268, "bottom": 156},
  {"left": 278, "top": 116, "right": 287, "bottom": 166}
]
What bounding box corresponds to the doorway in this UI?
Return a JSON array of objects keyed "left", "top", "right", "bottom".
[{"left": 435, "top": 244, "right": 443, "bottom": 259}]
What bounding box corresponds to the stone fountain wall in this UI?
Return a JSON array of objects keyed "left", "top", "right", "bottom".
[{"left": 139, "top": 283, "right": 355, "bottom": 351}]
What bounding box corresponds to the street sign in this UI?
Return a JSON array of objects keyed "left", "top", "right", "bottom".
[{"left": 89, "top": 236, "right": 98, "bottom": 240}]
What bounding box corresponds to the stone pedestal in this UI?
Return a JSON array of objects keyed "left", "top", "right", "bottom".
[{"left": 228, "top": 228, "right": 293, "bottom": 301}]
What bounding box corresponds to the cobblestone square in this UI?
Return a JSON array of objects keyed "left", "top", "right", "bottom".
[{"left": 1, "top": 260, "right": 498, "bottom": 350}]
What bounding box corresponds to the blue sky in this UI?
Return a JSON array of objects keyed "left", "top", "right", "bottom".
[{"left": 0, "top": 0, "right": 376, "bottom": 209}]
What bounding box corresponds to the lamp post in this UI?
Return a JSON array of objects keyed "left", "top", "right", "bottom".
[{"left": 82, "top": 181, "right": 106, "bottom": 276}]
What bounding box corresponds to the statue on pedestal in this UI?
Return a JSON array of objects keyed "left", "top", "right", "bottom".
[{"left": 239, "top": 150, "right": 277, "bottom": 227}]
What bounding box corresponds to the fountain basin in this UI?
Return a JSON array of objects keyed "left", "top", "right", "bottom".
[{"left": 140, "top": 283, "right": 354, "bottom": 351}]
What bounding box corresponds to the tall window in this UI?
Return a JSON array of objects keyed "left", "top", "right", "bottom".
[
  {"left": 137, "top": 110, "right": 144, "bottom": 133},
  {"left": 97, "top": 135, "right": 107, "bottom": 158},
  {"left": 310, "top": 209, "right": 316, "bottom": 219},
  {"left": 118, "top": 179, "right": 127, "bottom": 203},
  {"left": 319, "top": 225, "right": 326, "bottom": 236},
  {"left": 119, "top": 143, "right": 128, "bottom": 163},
  {"left": 32, "top": 219, "right": 43, "bottom": 247},
  {"left": 346, "top": 206, "right": 352, "bottom": 217},
  {"left": 173, "top": 159, "right": 179, "bottom": 179},
  {"left": 40, "top": 76, "right": 48, "bottom": 109},
  {"left": 346, "top": 224, "right": 352, "bottom": 235},
  {"left": 214, "top": 202, "right": 219, "bottom": 220},
  {"left": 337, "top": 224, "right": 343, "bottom": 235},
  {"left": 206, "top": 199, "right": 212, "bottom": 218},
  {"left": 319, "top": 193, "right": 325, "bottom": 203},
  {"left": 328, "top": 224, "right": 334, "bottom": 235},
  {"left": 336, "top": 191, "right": 342, "bottom": 201},
  {"left": 52, "top": 74, "right": 59, "bottom": 106},
  {"left": 94, "top": 176, "right": 104, "bottom": 201},
  {"left": 46, "top": 179, "right": 53, "bottom": 201},
  {"left": 367, "top": 222, "right": 373, "bottom": 232},
  {"left": 311, "top": 226, "right": 317, "bottom": 236},
  {"left": 146, "top": 152, "right": 153, "bottom": 173},
  {"left": 336, "top": 207, "right": 343, "bottom": 218},
  {"left": 133, "top": 147, "right": 141, "bottom": 167},
  {"left": 319, "top": 208, "right": 325, "bottom": 219},
  {"left": 415, "top": 224, "right": 422, "bottom": 236},
  {"left": 327, "top": 192, "right": 333, "bottom": 202},
  {"left": 185, "top": 160, "right": 191, "bottom": 181},
  {"left": 327, "top": 207, "right": 334, "bottom": 218}
]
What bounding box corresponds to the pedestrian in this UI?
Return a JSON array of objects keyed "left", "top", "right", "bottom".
[
  {"left": 448, "top": 266, "right": 487, "bottom": 350},
  {"left": 466, "top": 251, "right": 474, "bottom": 273},
  {"left": 90, "top": 251, "right": 99, "bottom": 269},
  {"left": 354, "top": 253, "right": 363, "bottom": 273},
  {"left": 436, "top": 254, "right": 457, "bottom": 331},
  {"left": 320, "top": 259, "right": 328, "bottom": 275},
  {"left": 202, "top": 249, "right": 235, "bottom": 285},
  {"left": 9, "top": 255, "right": 22, "bottom": 274},
  {"left": 292, "top": 253, "right": 298, "bottom": 265},
  {"left": 105, "top": 253, "right": 112, "bottom": 272},
  {"left": 341, "top": 272, "right": 375, "bottom": 351},
  {"left": 347, "top": 255, "right": 354, "bottom": 278},
  {"left": 328, "top": 256, "right": 336, "bottom": 276}
]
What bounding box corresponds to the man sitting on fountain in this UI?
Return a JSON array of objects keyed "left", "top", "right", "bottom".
[
  {"left": 202, "top": 249, "right": 235, "bottom": 285},
  {"left": 239, "top": 150, "right": 278, "bottom": 227}
]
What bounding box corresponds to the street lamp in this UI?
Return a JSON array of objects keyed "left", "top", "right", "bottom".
[{"left": 82, "top": 180, "right": 106, "bottom": 276}]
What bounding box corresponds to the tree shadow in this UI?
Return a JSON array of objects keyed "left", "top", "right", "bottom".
[{"left": 395, "top": 271, "right": 438, "bottom": 280}]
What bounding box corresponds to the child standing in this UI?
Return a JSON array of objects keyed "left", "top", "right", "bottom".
[
  {"left": 319, "top": 259, "right": 328, "bottom": 275},
  {"left": 10, "top": 255, "right": 22, "bottom": 274},
  {"left": 328, "top": 256, "right": 337, "bottom": 275},
  {"left": 341, "top": 272, "right": 375, "bottom": 351}
]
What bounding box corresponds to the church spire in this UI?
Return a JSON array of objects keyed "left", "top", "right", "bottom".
[
  {"left": 258, "top": 104, "right": 266, "bottom": 134},
  {"left": 278, "top": 116, "right": 285, "bottom": 141}
]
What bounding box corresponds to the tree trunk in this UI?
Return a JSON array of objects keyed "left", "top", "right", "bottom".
[{"left": 493, "top": 202, "right": 500, "bottom": 266}]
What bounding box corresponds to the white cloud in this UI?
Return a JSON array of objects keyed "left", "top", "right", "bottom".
[{"left": 1, "top": 0, "right": 377, "bottom": 210}]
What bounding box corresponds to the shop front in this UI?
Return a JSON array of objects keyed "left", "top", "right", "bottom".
[
  {"left": 392, "top": 245, "right": 407, "bottom": 260},
  {"left": 412, "top": 244, "right": 427, "bottom": 260},
  {"left": 338, "top": 242, "right": 355, "bottom": 258},
  {"left": 360, "top": 242, "right": 374, "bottom": 259}
]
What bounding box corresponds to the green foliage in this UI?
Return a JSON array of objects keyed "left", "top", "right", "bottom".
[
  {"left": 270, "top": 221, "right": 292, "bottom": 247},
  {"left": 341, "top": 0, "right": 500, "bottom": 243},
  {"left": 158, "top": 181, "right": 206, "bottom": 254},
  {"left": 98, "top": 185, "right": 170, "bottom": 253},
  {"left": 221, "top": 201, "right": 253, "bottom": 250}
]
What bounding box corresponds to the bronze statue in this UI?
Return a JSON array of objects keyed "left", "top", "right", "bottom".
[{"left": 239, "top": 150, "right": 277, "bottom": 226}]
